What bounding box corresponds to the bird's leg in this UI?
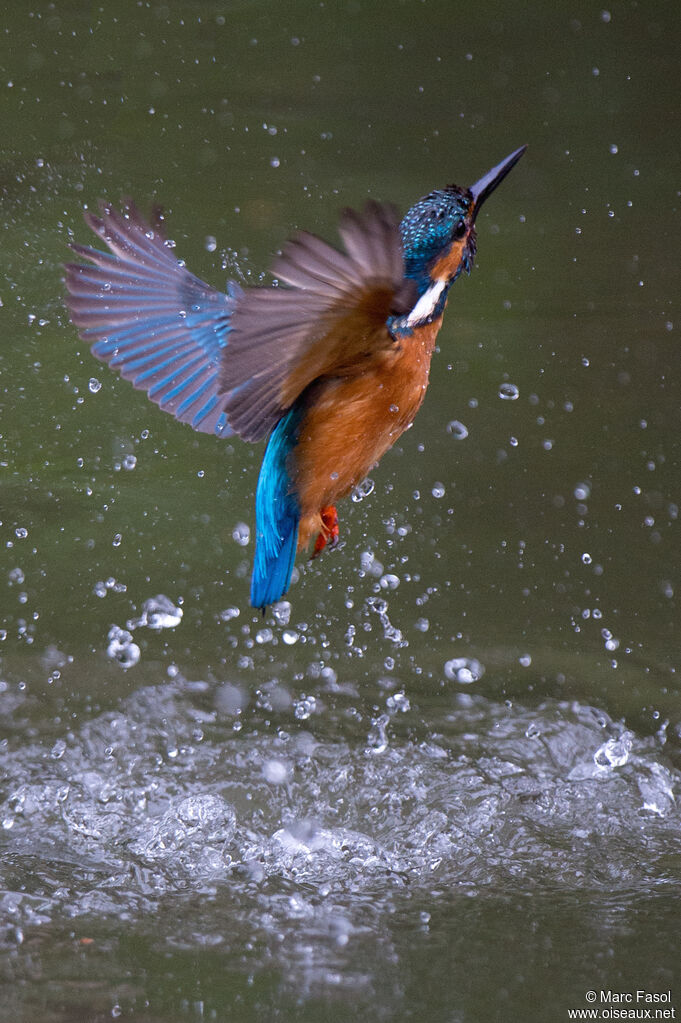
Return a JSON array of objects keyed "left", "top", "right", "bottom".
[{"left": 311, "top": 505, "right": 339, "bottom": 559}]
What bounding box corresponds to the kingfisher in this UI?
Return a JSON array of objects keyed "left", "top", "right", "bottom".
[{"left": 64, "top": 145, "right": 526, "bottom": 609}]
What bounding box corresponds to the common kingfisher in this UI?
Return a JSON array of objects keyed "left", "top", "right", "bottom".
[{"left": 64, "top": 145, "right": 526, "bottom": 609}]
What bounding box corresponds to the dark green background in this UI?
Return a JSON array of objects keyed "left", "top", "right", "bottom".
[{"left": 1, "top": 2, "right": 680, "bottom": 1020}]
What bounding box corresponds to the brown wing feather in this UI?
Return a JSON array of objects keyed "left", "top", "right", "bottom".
[{"left": 220, "top": 201, "right": 415, "bottom": 442}]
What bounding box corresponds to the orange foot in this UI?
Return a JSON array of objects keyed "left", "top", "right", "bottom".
[{"left": 311, "top": 505, "right": 339, "bottom": 559}]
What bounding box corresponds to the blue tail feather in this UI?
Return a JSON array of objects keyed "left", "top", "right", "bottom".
[{"left": 250, "top": 407, "right": 302, "bottom": 609}]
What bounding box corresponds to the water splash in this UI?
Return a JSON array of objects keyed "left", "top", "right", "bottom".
[
  {"left": 366, "top": 596, "right": 406, "bottom": 646},
  {"left": 0, "top": 679, "right": 680, "bottom": 1010},
  {"left": 594, "top": 731, "right": 633, "bottom": 769},
  {"left": 444, "top": 656, "right": 485, "bottom": 684},
  {"left": 129, "top": 794, "right": 237, "bottom": 876},
  {"left": 351, "top": 478, "right": 375, "bottom": 503},
  {"left": 106, "top": 625, "right": 140, "bottom": 669},
  {"left": 127, "top": 595, "right": 183, "bottom": 631}
]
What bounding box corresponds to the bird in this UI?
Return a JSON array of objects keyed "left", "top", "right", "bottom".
[{"left": 64, "top": 145, "right": 526, "bottom": 609}]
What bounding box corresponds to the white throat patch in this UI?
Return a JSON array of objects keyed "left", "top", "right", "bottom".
[{"left": 405, "top": 279, "right": 446, "bottom": 327}]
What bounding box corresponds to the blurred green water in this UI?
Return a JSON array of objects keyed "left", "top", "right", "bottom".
[{"left": 1, "top": 1, "right": 681, "bottom": 1020}]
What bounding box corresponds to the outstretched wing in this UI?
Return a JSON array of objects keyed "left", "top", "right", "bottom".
[
  {"left": 65, "top": 199, "right": 415, "bottom": 446},
  {"left": 64, "top": 201, "right": 240, "bottom": 437},
  {"left": 221, "top": 201, "right": 416, "bottom": 441}
]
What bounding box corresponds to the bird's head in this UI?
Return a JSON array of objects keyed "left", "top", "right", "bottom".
[{"left": 399, "top": 145, "right": 526, "bottom": 328}]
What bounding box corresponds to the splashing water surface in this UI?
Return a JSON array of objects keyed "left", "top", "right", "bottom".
[{"left": 1, "top": 671, "right": 679, "bottom": 1010}]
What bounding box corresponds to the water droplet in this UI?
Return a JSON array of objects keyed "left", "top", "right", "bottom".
[
  {"left": 270, "top": 156, "right": 280, "bottom": 168},
  {"left": 379, "top": 573, "right": 400, "bottom": 590},
  {"left": 351, "top": 478, "right": 375, "bottom": 503},
  {"left": 232, "top": 522, "right": 250, "bottom": 546},
  {"left": 218, "top": 606, "right": 240, "bottom": 622},
  {"left": 602, "top": 628, "right": 620, "bottom": 652},
  {"left": 88, "top": 377, "right": 102, "bottom": 393},
  {"left": 444, "top": 657, "right": 485, "bottom": 684},
  {"left": 294, "top": 694, "right": 317, "bottom": 720},
  {"left": 205, "top": 235, "right": 217, "bottom": 252},
  {"left": 122, "top": 454, "right": 137, "bottom": 471},
  {"left": 128, "top": 595, "right": 183, "bottom": 631},
  {"left": 498, "top": 382, "right": 519, "bottom": 401},
  {"left": 271, "top": 600, "right": 291, "bottom": 626},
  {"left": 360, "top": 551, "right": 384, "bottom": 577},
  {"left": 446, "top": 420, "right": 469, "bottom": 440},
  {"left": 386, "top": 691, "right": 410, "bottom": 713},
  {"left": 106, "top": 625, "right": 140, "bottom": 669},
  {"left": 581, "top": 552, "right": 592, "bottom": 565},
  {"left": 112, "top": 533, "right": 122, "bottom": 547},
  {"left": 574, "top": 482, "right": 591, "bottom": 501},
  {"left": 431, "top": 482, "right": 445, "bottom": 499}
]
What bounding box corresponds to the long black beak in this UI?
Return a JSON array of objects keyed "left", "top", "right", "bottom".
[{"left": 469, "top": 145, "right": 527, "bottom": 219}]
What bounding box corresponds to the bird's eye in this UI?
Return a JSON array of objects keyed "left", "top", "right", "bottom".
[{"left": 453, "top": 221, "right": 466, "bottom": 239}]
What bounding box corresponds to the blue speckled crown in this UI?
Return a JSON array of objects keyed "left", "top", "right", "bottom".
[{"left": 400, "top": 185, "right": 476, "bottom": 293}]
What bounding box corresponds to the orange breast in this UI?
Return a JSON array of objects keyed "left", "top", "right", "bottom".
[{"left": 291, "top": 317, "right": 443, "bottom": 549}]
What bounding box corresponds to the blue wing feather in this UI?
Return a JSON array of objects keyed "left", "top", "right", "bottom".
[
  {"left": 64, "top": 201, "right": 241, "bottom": 437},
  {"left": 250, "top": 406, "right": 302, "bottom": 609}
]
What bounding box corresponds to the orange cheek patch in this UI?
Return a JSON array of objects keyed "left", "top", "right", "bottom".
[{"left": 430, "top": 237, "right": 466, "bottom": 282}]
